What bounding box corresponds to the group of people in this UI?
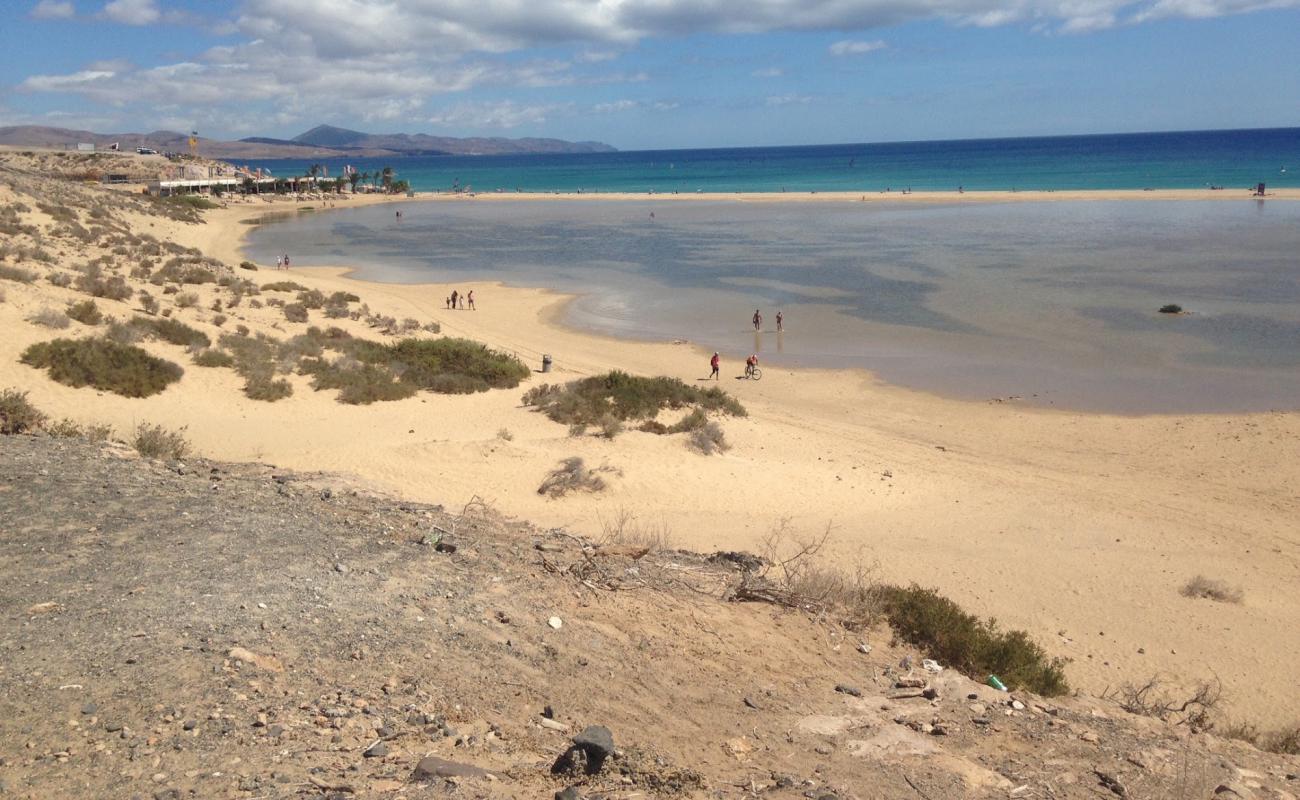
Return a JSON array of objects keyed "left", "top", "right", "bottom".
[
  {"left": 274, "top": 254, "right": 291, "bottom": 270},
  {"left": 446, "top": 289, "right": 475, "bottom": 310},
  {"left": 751, "top": 309, "right": 784, "bottom": 332},
  {"left": 708, "top": 351, "right": 762, "bottom": 380}
]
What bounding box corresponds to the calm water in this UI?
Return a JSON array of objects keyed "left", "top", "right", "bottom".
[
  {"left": 246, "top": 199, "right": 1300, "bottom": 413},
  {"left": 243, "top": 128, "right": 1300, "bottom": 193}
]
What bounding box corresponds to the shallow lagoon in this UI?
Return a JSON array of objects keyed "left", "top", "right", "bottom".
[{"left": 246, "top": 199, "right": 1300, "bottom": 413}]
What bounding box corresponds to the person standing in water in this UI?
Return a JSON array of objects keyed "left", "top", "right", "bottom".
[
  {"left": 776, "top": 311, "right": 784, "bottom": 332},
  {"left": 709, "top": 352, "right": 720, "bottom": 380},
  {"left": 752, "top": 310, "right": 762, "bottom": 331}
]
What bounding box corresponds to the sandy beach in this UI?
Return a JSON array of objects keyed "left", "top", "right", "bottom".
[{"left": 3, "top": 170, "right": 1298, "bottom": 728}]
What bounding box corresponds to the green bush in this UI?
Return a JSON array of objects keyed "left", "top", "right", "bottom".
[
  {"left": 262, "top": 281, "right": 307, "bottom": 292},
  {"left": 239, "top": 261, "right": 258, "bottom": 271},
  {"left": 244, "top": 374, "right": 293, "bottom": 401},
  {"left": 193, "top": 349, "right": 235, "bottom": 368},
  {"left": 310, "top": 362, "right": 417, "bottom": 404},
  {"left": 876, "top": 585, "right": 1069, "bottom": 696},
  {"left": 74, "top": 265, "right": 133, "bottom": 301},
  {"left": 1, "top": 388, "right": 47, "bottom": 434},
  {"left": 20, "top": 338, "right": 183, "bottom": 398},
  {"left": 133, "top": 422, "right": 190, "bottom": 459},
  {"left": 297, "top": 289, "right": 326, "bottom": 309},
  {"left": 376, "top": 338, "right": 531, "bottom": 394},
  {"left": 283, "top": 302, "right": 309, "bottom": 323},
  {"left": 66, "top": 299, "right": 103, "bottom": 325},
  {"left": 523, "top": 371, "right": 746, "bottom": 426}
]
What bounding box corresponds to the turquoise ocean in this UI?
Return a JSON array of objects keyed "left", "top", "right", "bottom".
[{"left": 244, "top": 128, "right": 1300, "bottom": 413}]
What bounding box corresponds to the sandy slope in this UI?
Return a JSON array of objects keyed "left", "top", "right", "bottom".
[{"left": 2, "top": 175, "right": 1298, "bottom": 728}]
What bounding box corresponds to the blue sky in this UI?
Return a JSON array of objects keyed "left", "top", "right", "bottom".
[{"left": 2, "top": 0, "right": 1298, "bottom": 149}]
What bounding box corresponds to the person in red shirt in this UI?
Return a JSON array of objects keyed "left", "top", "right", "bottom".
[
  {"left": 709, "top": 352, "right": 720, "bottom": 380},
  {"left": 745, "top": 353, "right": 758, "bottom": 379}
]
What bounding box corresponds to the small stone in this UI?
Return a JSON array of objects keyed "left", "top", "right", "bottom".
[
  {"left": 182, "top": 720, "right": 196, "bottom": 731},
  {"left": 1011, "top": 700, "right": 1025, "bottom": 711},
  {"left": 814, "top": 744, "right": 833, "bottom": 755},
  {"left": 268, "top": 724, "right": 285, "bottom": 737},
  {"left": 81, "top": 703, "right": 98, "bottom": 715},
  {"left": 334, "top": 563, "right": 349, "bottom": 574},
  {"left": 1080, "top": 731, "right": 1101, "bottom": 744},
  {"left": 922, "top": 687, "right": 939, "bottom": 700},
  {"left": 573, "top": 726, "right": 615, "bottom": 759},
  {"left": 547, "top": 617, "right": 563, "bottom": 630},
  {"left": 363, "top": 741, "right": 389, "bottom": 758},
  {"left": 539, "top": 717, "right": 568, "bottom": 732},
  {"left": 412, "top": 756, "right": 493, "bottom": 780},
  {"left": 555, "top": 787, "right": 582, "bottom": 800},
  {"left": 104, "top": 722, "right": 123, "bottom": 733},
  {"left": 856, "top": 643, "right": 872, "bottom": 654},
  {"left": 834, "top": 684, "right": 862, "bottom": 698},
  {"left": 743, "top": 697, "right": 761, "bottom": 710}
]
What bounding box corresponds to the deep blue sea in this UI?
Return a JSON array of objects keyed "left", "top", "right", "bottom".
[{"left": 242, "top": 127, "right": 1300, "bottom": 193}]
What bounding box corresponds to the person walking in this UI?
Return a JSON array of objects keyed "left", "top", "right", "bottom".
[
  {"left": 467, "top": 289, "right": 475, "bottom": 310},
  {"left": 709, "top": 352, "right": 720, "bottom": 380},
  {"left": 752, "top": 309, "right": 762, "bottom": 331},
  {"left": 275, "top": 255, "right": 282, "bottom": 270},
  {"left": 450, "top": 289, "right": 458, "bottom": 309},
  {"left": 283, "top": 253, "right": 290, "bottom": 269},
  {"left": 776, "top": 310, "right": 784, "bottom": 332}
]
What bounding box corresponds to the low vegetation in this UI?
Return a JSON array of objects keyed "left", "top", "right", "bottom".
[
  {"left": 21, "top": 337, "right": 184, "bottom": 398},
  {"left": 132, "top": 422, "right": 190, "bottom": 460},
  {"left": 28, "top": 308, "right": 71, "bottom": 329},
  {"left": 45, "top": 418, "right": 113, "bottom": 442},
  {"left": 307, "top": 362, "right": 416, "bottom": 405},
  {"left": 1, "top": 388, "right": 46, "bottom": 435},
  {"left": 537, "top": 457, "right": 615, "bottom": 498},
  {"left": 262, "top": 281, "right": 307, "bottom": 292},
  {"left": 1180, "top": 575, "right": 1243, "bottom": 604},
  {"left": 130, "top": 316, "right": 211, "bottom": 348},
  {"left": 687, "top": 420, "right": 731, "bottom": 455},
  {"left": 0, "top": 264, "right": 38, "bottom": 283},
  {"left": 66, "top": 299, "right": 103, "bottom": 325},
  {"left": 524, "top": 371, "right": 746, "bottom": 426},
  {"left": 875, "top": 584, "right": 1070, "bottom": 696},
  {"left": 192, "top": 349, "right": 235, "bottom": 368}
]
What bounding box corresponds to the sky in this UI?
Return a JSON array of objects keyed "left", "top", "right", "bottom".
[{"left": 2, "top": 0, "right": 1298, "bottom": 150}]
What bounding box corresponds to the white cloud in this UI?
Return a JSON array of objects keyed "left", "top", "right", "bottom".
[
  {"left": 30, "top": 0, "right": 74, "bottom": 19},
  {"left": 102, "top": 0, "right": 160, "bottom": 25},
  {"left": 22, "top": 70, "right": 118, "bottom": 91},
  {"left": 752, "top": 67, "right": 784, "bottom": 78},
  {"left": 766, "top": 94, "right": 814, "bottom": 106},
  {"left": 428, "top": 100, "right": 570, "bottom": 129},
  {"left": 829, "top": 40, "right": 887, "bottom": 56},
  {"left": 594, "top": 99, "right": 639, "bottom": 113}
]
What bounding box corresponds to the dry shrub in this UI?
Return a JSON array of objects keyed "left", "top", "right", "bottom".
[
  {"left": 496, "top": 427, "right": 514, "bottom": 441},
  {"left": 1, "top": 389, "right": 47, "bottom": 435},
  {"left": 1103, "top": 676, "right": 1222, "bottom": 730},
  {"left": 174, "top": 291, "right": 200, "bottom": 309},
  {"left": 193, "top": 349, "right": 235, "bottom": 368},
  {"left": 133, "top": 422, "right": 190, "bottom": 460},
  {"left": 28, "top": 308, "right": 71, "bottom": 329},
  {"left": 687, "top": 420, "right": 730, "bottom": 455},
  {"left": 0, "top": 264, "right": 38, "bottom": 283},
  {"left": 48, "top": 271, "right": 73, "bottom": 288},
  {"left": 244, "top": 374, "right": 293, "bottom": 402},
  {"left": 537, "top": 457, "right": 614, "bottom": 498},
  {"left": 45, "top": 418, "right": 113, "bottom": 442},
  {"left": 74, "top": 265, "right": 132, "bottom": 301},
  {"left": 1180, "top": 575, "right": 1243, "bottom": 604},
  {"left": 599, "top": 507, "right": 673, "bottom": 553},
  {"left": 283, "top": 302, "right": 309, "bottom": 323}
]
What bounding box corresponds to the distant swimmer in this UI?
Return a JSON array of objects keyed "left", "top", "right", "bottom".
[
  {"left": 776, "top": 311, "right": 783, "bottom": 332},
  {"left": 752, "top": 309, "right": 762, "bottom": 332},
  {"left": 649, "top": 211, "right": 655, "bottom": 219}
]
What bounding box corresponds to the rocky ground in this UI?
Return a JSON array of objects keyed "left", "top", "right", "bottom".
[{"left": 1, "top": 434, "right": 1298, "bottom": 799}]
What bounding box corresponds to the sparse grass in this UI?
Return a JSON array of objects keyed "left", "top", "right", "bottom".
[
  {"left": 1180, "top": 575, "right": 1243, "bottom": 604},
  {"left": 283, "top": 302, "right": 309, "bottom": 323},
  {"left": 496, "top": 427, "right": 514, "bottom": 441},
  {"left": 537, "top": 456, "right": 614, "bottom": 498},
  {"left": 21, "top": 337, "right": 183, "bottom": 398},
  {"left": 876, "top": 584, "right": 1070, "bottom": 696},
  {"left": 48, "top": 272, "right": 73, "bottom": 288},
  {"left": 74, "top": 265, "right": 133, "bottom": 301},
  {"left": 0, "top": 389, "right": 46, "bottom": 434},
  {"left": 66, "top": 299, "right": 103, "bottom": 325},
  {"left": 523, "top": 371, "right": 746, "bottom": 426},
  {"left": 28, "top": 308, "right": 71, "bottom": 329},
  {"left": 262, "top": 281, "right": 307, "bottom": 292},
  {"left": 0, "top": 264, "right": 37, "bottom": 283},
  {"left": 599, "top": 507, "right": 673, "bottom": 553},
  {"left": 45, "top": 418, "right": 113, "bottom": 442},
  {"left": 174, "top": 291, "right": 200, "bottom": 309},
  {"left": 132, "top": 422, "right": 190, "bottom": 460}
]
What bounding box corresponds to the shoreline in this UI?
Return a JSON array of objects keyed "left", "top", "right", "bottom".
[
  {"left": 4, "top": 178, "right": 1298, "bottom": 726},
  {"left": 406, "top": 186, "right": 1300, "bottom": 203}
]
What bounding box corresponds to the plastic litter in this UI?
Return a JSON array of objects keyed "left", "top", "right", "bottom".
[
  {"left": 922, "top": 659, "right": 944, "bottom": 674},
  {"left": 987, "top": 675, "right": 1008, "bottom": 692}
]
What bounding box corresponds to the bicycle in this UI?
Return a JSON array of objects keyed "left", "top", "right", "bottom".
[{"left": 745, "top": 365, "right": 762, "bottom": 380}]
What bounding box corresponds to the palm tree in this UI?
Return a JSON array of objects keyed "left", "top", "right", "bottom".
[
  {"left": 347, "top": 170, "right": 362, "bottom": 192},
  {"left": 381, "top": 166, "right": 394, "bottom": 193}
]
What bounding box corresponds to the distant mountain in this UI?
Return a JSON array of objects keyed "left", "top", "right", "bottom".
[
  {"left": 0, "top": 125, "right": 615, "bottom": 160},
  {"left": 289, "top": 124, "right": 616, "bottom": 156}
]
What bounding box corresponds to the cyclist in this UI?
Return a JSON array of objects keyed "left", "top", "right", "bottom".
[{"left": 745, "top": 353, "right": 758, "bottom": 378}]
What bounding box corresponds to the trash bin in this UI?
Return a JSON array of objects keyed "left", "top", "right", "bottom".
[{"left": 541, "top": 354, "right": 552, "bottom": 373}]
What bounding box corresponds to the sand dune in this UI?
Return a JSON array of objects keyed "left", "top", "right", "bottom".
[{"left": 2, "top": 172, "right": 1297, "bottom": 728}]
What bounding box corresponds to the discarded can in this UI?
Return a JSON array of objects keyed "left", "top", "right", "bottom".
[
  {"left": 541, "top": 354, "right": 553, "bottom": 373},
  {"left": 987, "top": 675, "right": 1008, "bottom": 692}
]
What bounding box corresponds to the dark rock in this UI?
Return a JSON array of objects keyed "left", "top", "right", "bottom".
[
  {"left": 267, "top": 723, "right": 285, "bottom": 737},
  {"left": 922, "top": 687, "right": 939, "bottom": 700},
  {"left": 573, "top": 725, "right": 615, "bottom": 758},
  {"left": 81, "top": 702, "right": 98, "bottom": 715},
  {"left": 411, "top": 756, "right": 493, "bottom": 781},
  {"left": 181, "top": 720, "right": 196, "bottom": 731},
  {"left": 555, "top": 788, "right": 581, "bottom": 800},
  {"left": 320, "top": 488, "right": 332, "bottom": 499},
  {"left": 363, "top": 741, "right": 388, "bottom": 758},
  {"left": 543, "top": 705, "right": 555, "bottom": 719},
  {"left": 434, "top": 540, "right": 457, "bottom": 554},
  {"left": 377, "top": 724, "right": 395, "bottom": 738},
  {"left": 104, "top": 721, "right": 124, "bottom": 733},
  {"left": 153, "top": 790, "right": 180, "bottom": 800},
  {"left": 834, "top": 684, "right": 862, "bottom": 698}
]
